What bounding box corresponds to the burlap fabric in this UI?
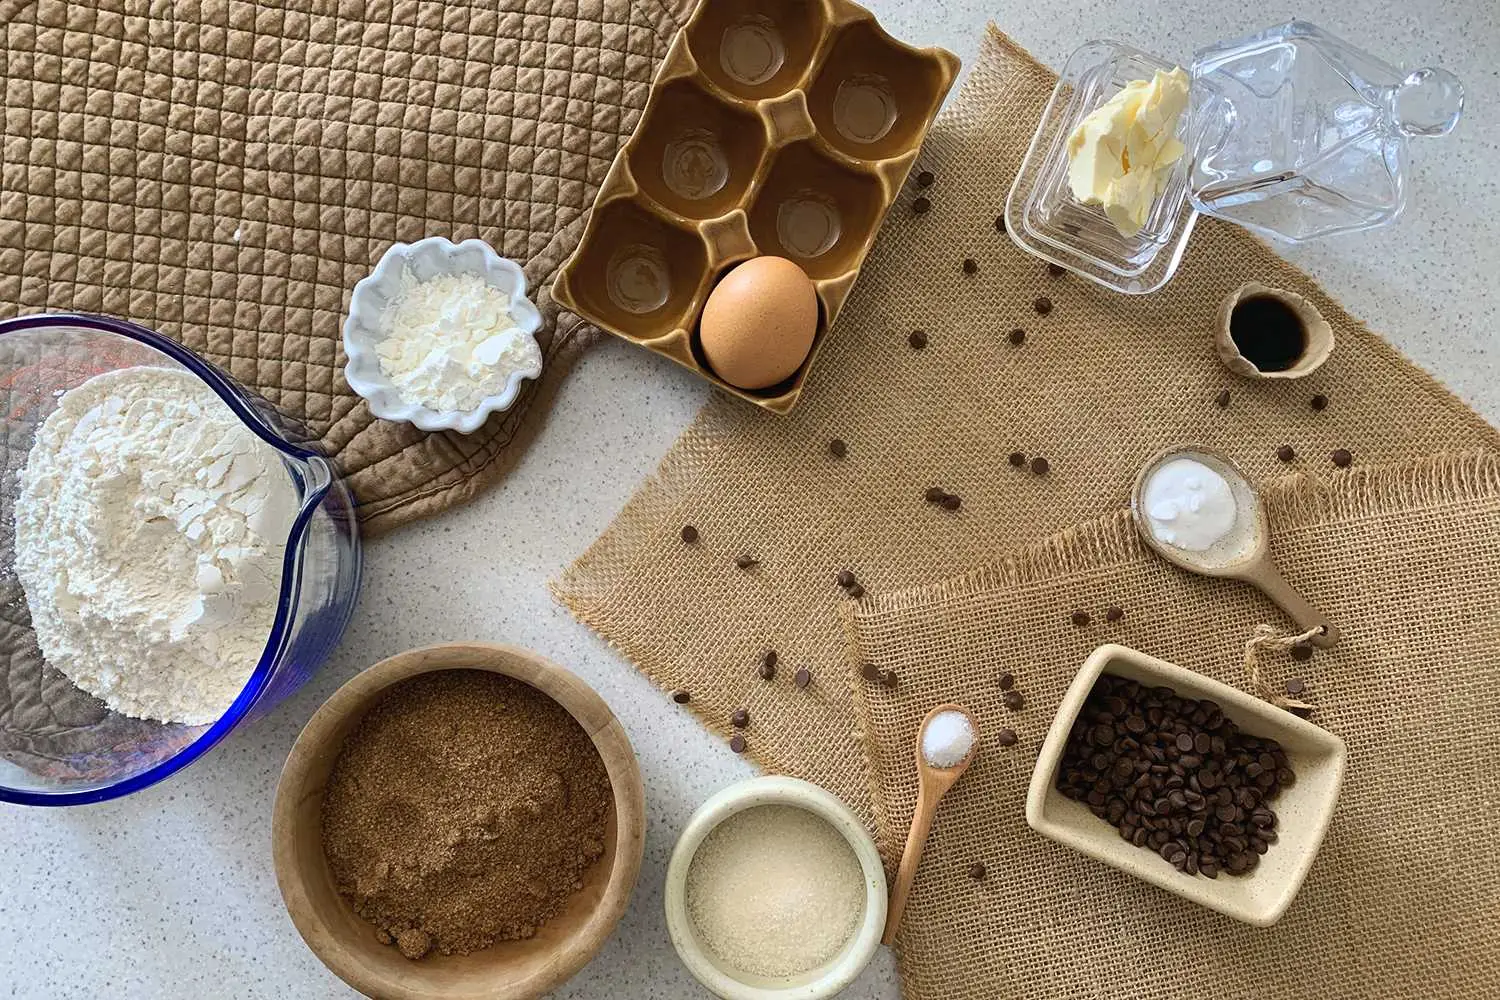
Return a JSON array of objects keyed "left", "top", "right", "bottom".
[
  {"left": 553, "top": 28, "right": 1500, "bottom": 819},
  {"left": 0, "top": 0, "right": 694, "bottom": 535},
  {"left": 846, "top": 452, "right": 1500, "bottom": 998}
]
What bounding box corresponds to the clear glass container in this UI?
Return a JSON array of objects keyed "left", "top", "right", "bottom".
[
  {"left": 1006, "top": 22, "right": 1464, "bottom": 293},
  {"left": 0, "top": 315, "right": 362, "bottom": 805}
]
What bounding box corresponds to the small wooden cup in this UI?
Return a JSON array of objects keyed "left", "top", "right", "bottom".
[
  {"left": 272, "top": 643, "right": 646, "bottom": 1000},
  {"left": 1215, "top": 282, "right": 1334, "bottom": 380}
]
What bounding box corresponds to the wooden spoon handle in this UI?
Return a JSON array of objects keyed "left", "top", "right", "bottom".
[
  {"left": 882, "top": 784, "right": 937, "bottom": 946},
  {"left": 1248, "top": 561, "right": 1339, "bottom": 647}
]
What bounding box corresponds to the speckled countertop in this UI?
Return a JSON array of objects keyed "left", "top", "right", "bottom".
[{"left": 2, "top": 3, "right": 1496, "bottom": 998}]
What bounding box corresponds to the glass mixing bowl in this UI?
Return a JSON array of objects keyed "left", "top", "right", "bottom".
[{"left": 0, "top": 314, "right": 362, "bottom": 805}]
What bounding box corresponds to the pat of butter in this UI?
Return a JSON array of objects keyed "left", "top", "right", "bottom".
[{"left": 1066, "top": 67, "right": 1190, "bottom": 236}]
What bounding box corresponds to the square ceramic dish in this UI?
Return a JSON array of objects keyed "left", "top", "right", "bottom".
[
  {"left": 1026, "top": 644, "right": 1347, "bottom": 927},
  {"left": 552, "top": 0, "right": 959, "bottom": 414}
]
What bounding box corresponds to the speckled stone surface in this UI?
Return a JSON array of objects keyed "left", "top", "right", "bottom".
[{"left": 2, "top": 4, "right": 1496, "bottom": 998}]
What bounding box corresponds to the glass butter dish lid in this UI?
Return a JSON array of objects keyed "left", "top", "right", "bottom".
[{"left": 1005, "top": 21, "right": 1465, "bottom": 294}]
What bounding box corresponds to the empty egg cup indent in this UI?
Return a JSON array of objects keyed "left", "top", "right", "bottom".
[
  {"left": 832, "top": 74, "right": 897, "bottom": 145},
  {"left": 806, "top": 19, "right": 946, "bottom": 160},
  {"left": 630, "top": 79, "right": 769, "bottom": 220},
  {"left": 607, "top": 245, "right": 673, "bottom": 316},
  {"left": 748, "top": 141, "right": 884, "bottom": 279},
  {"left": 687, "top": 0, "right": 826, "bottom": 99}
]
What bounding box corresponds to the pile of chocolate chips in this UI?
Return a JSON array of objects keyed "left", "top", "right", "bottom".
[{"left": 1056, "top": 673, "right": 1295, "bottom": 878}]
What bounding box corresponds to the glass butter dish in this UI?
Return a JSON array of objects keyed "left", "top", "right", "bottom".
[{"left": 1005, "top": 21, "right": 1465, "bottom": 294}]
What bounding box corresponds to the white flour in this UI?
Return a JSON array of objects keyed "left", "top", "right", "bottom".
[
  {"left": 375, "top": 271, "right": 542, "bottom": 412},
  {"left": 13, "top": 367, "right": 299, "bottom": 725}
]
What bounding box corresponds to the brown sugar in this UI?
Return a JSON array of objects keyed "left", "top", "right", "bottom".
[{"left": 320, "top": 670, "right": 612, "bottom": 958}]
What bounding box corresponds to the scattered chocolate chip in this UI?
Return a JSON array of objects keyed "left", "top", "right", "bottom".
[
  {"left": 847, "top": 583, "right": 865, "bottom": 599},
  {"left": 1289, "top": 642, "right": 1314, "bottom": 662},
  {"left": 680, "top": 525, "right": 699, "bottom": 544},
  {"left": 1006, "top": 327, "right": 1026, "bottom": 347},
  {"left": 836, "top": 569, "right": 856, "bottom": 588},
  {"left": 1310, "top": 394, "right": 1329, "bottom": 411},
  {"left": 794, "top": 667, "right": 812, "bottom": 689},
  {"left": 923, "top": 486, "right": 945, "bottom": 503},
  {"left": 828, "top": 438, "right": 848, "bottom": 459},
  {"left": 1071, "top": 610, "right": 1091, "bottom": 627},
  {"left": 967, "top": 862, "right": 987, "bottom": 880},
  {"left": 912, "top": 196, "right": 931, "bottom": 215},
  {"left": 1215, "top": 389, "right": 1232, "bottom": 409},
  {"left": 909, "top": 329, "right": 928, "bottom": 350},
  {"left": 759, "top": 651, "right": 777, "bottom": 680},
  {"left": 962, "top": 257, "right": 979, "bottom": 275},
  {"left": 998, "top": 672, "right": 1015, "bottom": 690},
  {"left": 939, "top": 493, "right": 962, "bottom": 511},
  {"left": 1002, "top": 690, "right": 1025, "bottom": 711},
  {"left": 880, "top": 670, "right": 899, "bottom": 689},
  {"left": 997, "top": 728, "right": 1018, "bottom": 747},
  {"left": 1046, "top": 263, "right": 1067, "bottom": 277},
  {"left": 729, "top": 734, "right": 746, "bottom": 754},
  {"left": 1276, "top": 445, "right": 1296, "bottom": 463},
  {"left": 994, "top": 215, "right": 1006, "bottom": 233},
  {"left": 1105, "top": 605, "right": 1124, "bottom": 622},
  {"left": 671, "top": 689, "right": 690, "bottom": 704},
  {"left": 1331, "top": 448, "right": 1353, "bottom": 468},
  {"left": 1033, "top": 296, "right": 1053, "bottom": 315},
  {"left": 731, "top": 708, "right": 749, "bottom": 728},
  {"left": 860, "top": 662, "right": 880, "bottom": 682},
  {"left": 1029, "top": 456, "right": 1050, "bottom": 476},
  {"left": 1285, "top": 678, "right": 1306, "bottom": 696},
  {"left": 915, "top": 170, "right": 934, "bottom": 188},
  {"left": 1008, "top": 451, "right": 1026, "bottom": 467},
  {"left": 734, "top": 554, "right": 759, "bottom": 570}
]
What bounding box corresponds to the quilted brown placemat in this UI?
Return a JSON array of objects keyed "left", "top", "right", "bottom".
[
  {"left": 553, "top": 27, "right": 1500, "bottom": 821},
  {"left": 846, "top": 452, "right": 1500, "bottom": 999},
  {"left": 0, "top": 0, "right": 695, "bottom": 536}
]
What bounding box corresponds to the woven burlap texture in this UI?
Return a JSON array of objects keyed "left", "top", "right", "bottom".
[
  {"left": 0, "top": 0, "right": 694, "bottom": 535},
  {"left": 553, "top": 27, "right": 1500, "bottom": 820},
  {"left": 846, "top": 451, "right": 1500, "bottom": 999}
]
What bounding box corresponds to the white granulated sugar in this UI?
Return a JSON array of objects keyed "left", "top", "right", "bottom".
[
  {"left": 687, "top": 805, "right": 866, "bottom": 979},
  {"left": 922, "top": 710, "right": 976, "bottom": 768},
  {"left": 13, "top": 367, "right": 298, "bottom": 725},
  {"left": 376, "top": 271, "right": 543, "bottom": 412}
]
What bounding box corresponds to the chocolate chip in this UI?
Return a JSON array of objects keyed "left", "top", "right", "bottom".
[
  {"left": 1276, "top": 445, "right": 1295, "bottom": 462},
  {"left": 794, "top": 667, "right": 812, "bottom": 689},
  {"left": 1331, "top": 448, "right": 1353, "bottom": 468},
  {"left": 880, "top": 670, "right": 899, "bottom": 689},
  {"left": 1003, "top": 690, "right": 1025, "bottom": 711},
  {"left": 1071, "top": 610, "right": 1091, "bottom": 627},
  {"left": 828, "top": 438, "right": 848, "bottom": 459},
  {"left": 912, "top": 196, "right": 931, "bottom": 215},
  {"left": 1033, "top": 296, "right": 1052, "bottom": 315},
  {"left": 1286, "top": 677, "right": 1306, "bottom": 696},
  {"left": 1029, "top": 456, "right": 1049, "bottom": 476},
  {"left": 1176, "top": 732, "right": 1195, "bottom": 752},
  {"left": 962, "top": 258, "right": 979, "bottom": 275},
  {"left": 968, "top": 862, "right": 987, "bottom": 880},
  {"left": 734, "top": 554, "right": 759, "bottom": 570},
  {"left": 1289, "top": 642, "right": 1314, "bottom": 662},
  {"left": 1008, "top": 451, "right": 1026, "bottom": 467},
  {"left": 671, "top": 690, "right": 690, "bottom": 704},
  {"left": 1008, "top": 328, "right": 1026, "bottom": 346},
  {"left": 1046, "top": 263, "right": 1067, "bottom": 277},
  {"left": 680, "top": 525, "right": 699, "bottom": 544},
  {"left": 998, "top": 671, "right": 1015, "bottom": 690},
  {"left": 924, "top": 486, "right": 945, "bottom": 503},
  {"left": 1105, "top": 605, "right": 1124, "bottom": 622},
  {"left": 997, "top": 728, "right": 1018, "bottom": 747},
  {"left": 909, "top": 329, "right": 928, "bottom": 349},
  {"left": 731, "top": 708, "right": 749, "bottom": 728},
  {"left": 1215, "top": 389, "right": 1231, "bottom": 409},
  {"left": 836, "top": 570, "right": 856, "bottom": 588},
  {"left": 915, "top": 170, "right": 934, "bottom": 188},
  {"left": 860, "top": 662, "right": 880, "bottom": 682},
  {"left": 994, "top": 215, "right": 1006, "bottom": 233},
  {"left": 847, "top": 583, "right": 865, "bottom": 599},
  {"left": 1310, "top": 393, "right": 1329, "bottom": 411},
  {"left": 758, "top": 651, "right": 777, "bottom": 680},
  {"left": 939, "top": 494, "right": 962, "bottom": 511},
  {"left": 729, "top": 734, "right": 746, "bottom": 753}
]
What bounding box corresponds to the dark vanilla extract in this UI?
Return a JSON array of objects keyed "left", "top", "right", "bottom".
[{"left": 1229, "top": 294, "right": 1307, "bottom": 372}]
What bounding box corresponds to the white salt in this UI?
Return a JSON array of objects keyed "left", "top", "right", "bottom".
[
  {"left": 922, "top": 710, "right": 976, "bottom": 768},
  {"left": 686, "top": 804, "right": 866, "bottom": 979},
  {"left": 1142, "top": 457, "right": 1238, "bottom": 551}
]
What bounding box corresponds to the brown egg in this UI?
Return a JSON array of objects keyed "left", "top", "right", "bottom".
[{"left": 698, "top": 256, "right": 818, "bottom": 390}]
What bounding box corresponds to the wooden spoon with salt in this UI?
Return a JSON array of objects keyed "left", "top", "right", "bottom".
[{"left": 881, "top": 703, "right": 981, "bottom": 946}]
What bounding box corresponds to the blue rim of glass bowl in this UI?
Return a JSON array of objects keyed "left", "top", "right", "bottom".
[{"left": 0, "top": 312, "right": 341, "bottom": 807}]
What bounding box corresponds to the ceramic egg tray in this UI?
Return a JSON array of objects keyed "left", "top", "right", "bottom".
[{"left": 552, "top": 0, "right": 960, "bottom": 413}]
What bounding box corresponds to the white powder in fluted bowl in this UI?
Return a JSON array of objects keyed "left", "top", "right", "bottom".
[
  {"left": 13, "top": 367, "right": 299, "bottom": 725},
  {"left": 922, "top": 709, "right": 976, "bottom": 768},
  {"left": 686, "top": 804, "right": 866, "bottom": 979}
]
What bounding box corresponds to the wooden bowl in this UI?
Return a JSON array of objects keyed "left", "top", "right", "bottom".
[{"left": 272, "top": 643, "right": 646, "bottom": 1000}]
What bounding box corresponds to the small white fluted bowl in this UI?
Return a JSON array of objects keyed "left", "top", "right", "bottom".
[{"left": 342, "top": 237, "right": 544, "bottom": 434}]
